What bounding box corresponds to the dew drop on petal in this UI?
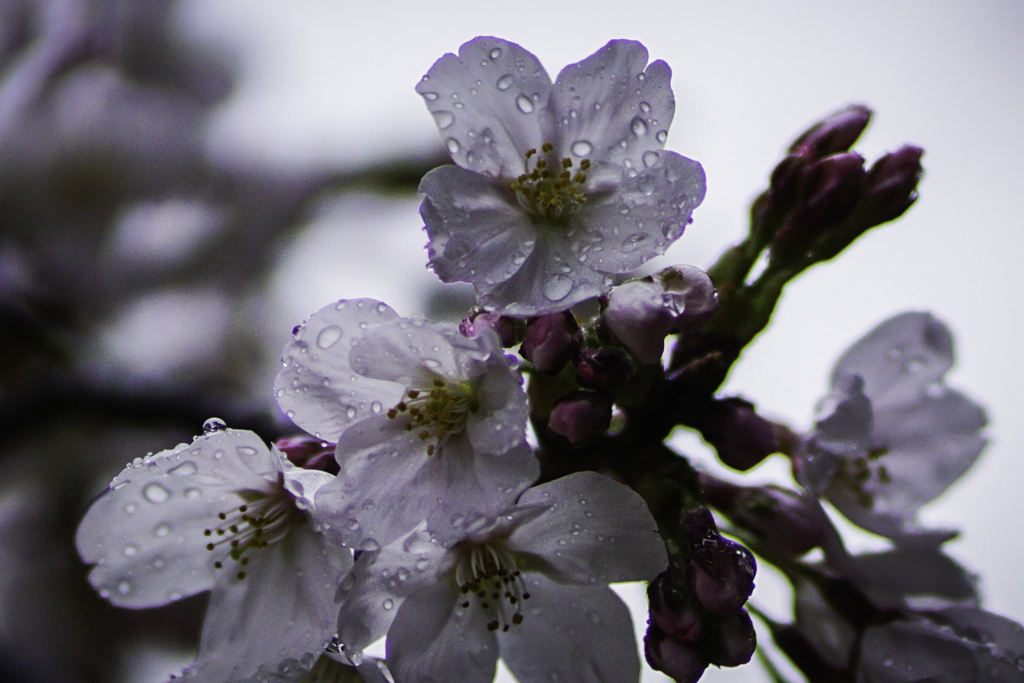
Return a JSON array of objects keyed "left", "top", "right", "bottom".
[
  {"left": 124, "top": 503, "right": 137, "bottom": 515},
  {"left": 656, "top": 130, "right": 668, "bottom": 143},
  {"left": 316, "top": 325, "right": 343, "bottom": 349},
  {"left": 516, "top": 94, "right": 535, "bottom": 114},
  {"left": 371, "top": 401, "right": 383, "bottom": 414},
  {"left": 497, "top": 74, "right": 514, "bottom": 91},
  {"left": 382, "top": 598, "right": 395, "bottom": 610},
  {"left": 117, "top": 580, "right": 131, "bottom": 595},
  {"left": 512, "top": 253, "right": 527, "bottom": 265},
  {"left": 422, "top": 92, "right": 439, "bottom": 101},
  {"left": 543, "top": 276, "right": 573, "bottom": 302},
  {"left": 154, "top": 523, "right": 171, "bottom": 537},
  {"left": 237, "top": 446, "right": 258, "bottom": 457},
  {"left": 360, "top": 539, "right": 380, "bottom": 552},
  {"left": 571, "top": 140, "right": 593, "bottom": 157},
  {"left": 622, "top": 233, "right": 648, "bottom": 252},
  {"left": 631, "top": 117, "right": 648, "bottom": 137},
  {"left": 346, "top": 406, "right": 357, "bottom": 419},
  {"left": 142, "top": 483, "right": 171, "bottom": 504},
  {"left": 432, "top": 110, "right": 455, "bottom": 130},
  {"left": 152, "top": 557, "right": 164, "bottom": 569},
  {"left": 639, "top": 101, "right": 651, "bottom": 113},
  {"left": 446, "top": 138, "right": 460, "bottom": 154},
  {"left": 168, "top": 461, "right": 197, "bottom": 476},
  {"left": 202, "top": 418, "right": 227, "bottom": 434},
  {"left": 642, "top": 151, "right": 660, "bottom": 168},
  {"left": 489, "top": 47, "right": 502, "bottom": 59},
  {"left": 123, "top": 544, "right": 138, "bottom": 557}
]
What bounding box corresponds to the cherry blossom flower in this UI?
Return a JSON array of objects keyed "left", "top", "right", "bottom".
[
  {"left": 334, "top": 472, "right": 668, "bottom": 683},
  {"left": 75, "top": 424, "right": 351, "bottom": 682},
  {"left": 795, "top": 312, "right": 987, "bottom": 544},
  {"left": 275, "top": 298, "right": 538, "bottom": 549},
  {"left": 417, "top": 37, "right": 706, "bottom": 316}
]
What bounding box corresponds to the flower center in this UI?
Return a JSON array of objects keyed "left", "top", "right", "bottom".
[
  {"left": 203, "top": 483, "right": 301, "bottom": 579},
  {"left": 510, "top": 141, "right": 591, "bottom": 224},
  {"left": 387, "top": 378, "right": 478, "bottom": 456},
  {"left": 454, "top": 541, "right": 530, "bottom": 632}
]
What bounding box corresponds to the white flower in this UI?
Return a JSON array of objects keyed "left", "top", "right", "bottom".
[
  {"left": 796, "top": 312, "right": 987, "bottom": 544},
  {"left": 417, "top": 37, "right": 706, "bottom": 316},
  {"left": 75, "top": 425, "right": 351, "bottom": 682},
  {"left": 275, "top": 298, "right": 538, "bottom": 549},
  {"left": 334, "top": 472, "right": 668, "bottom": 683}
]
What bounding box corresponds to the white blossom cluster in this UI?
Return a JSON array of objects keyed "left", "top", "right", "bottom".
[{"left": 75, "top": 36, "right": 1016, "bottom": 683}]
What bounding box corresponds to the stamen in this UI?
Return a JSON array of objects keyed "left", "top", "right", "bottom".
[
  {"left": 385, "top": 378, "right": 478, "bottom": 456},
  {"left": 454, "top": 541, "right": 528, "bottom": 633},
  {"left": 510, "top": 142, "right": 591, "bottom": 223},
  {"left": 203, "top": 492, "right": 299, "bottom": 577}
]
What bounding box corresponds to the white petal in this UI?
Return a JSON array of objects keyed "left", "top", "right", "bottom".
[
  {"left": 417, "top": 37, "right": 553, "bottom": 178},
  {"left": 548, "top": 40, "right": 675, "bottom": 182},
  {"left": 832, "top": 311, "right": 954, "bottom": 411},
  {"left": 188, "top": 525, "right": 352, "bottom": 683},
  {"left": 420, "top": 165, "right": 537, "bottom": 288},
  {"left": 315, "top": 416, "right": 441, "bottom": 550},
  {"left": 859, "top": 619, "right": 979, "bottom": 682},
  {"left": 75, "top": 429, "right": 277, "bottom": 608},
  {"left": 508, "top": 472, "right": 667, "bottom": 584},
  {"left": 464, "top": 350, "right": 528, "bottom": 457},
  {"left": 499, "top": 575, "right": 640, "bottom": 683},
  {"left": 276, "top": 298, "right": 404, "bottom": 442},
  {"left": 573, "top": 151, "right": 706, "bottom": 273},
  {"left": 425, "top": 439, "right": 539, "bottom": 548},
  {"left": 477, "top": 233, "right": 609, "bottom": 316},
  {"left": 336, "top": 528, "right": 447, "bottom": 653},
  {"left": 848, "top": 547, "right": 978, "bottom": 610},
  {"left": 349, "top": 318, "right": 468, "bottom": 385},
  {"left": 386, "top": 579, "right": 499, "bottom": 683}
]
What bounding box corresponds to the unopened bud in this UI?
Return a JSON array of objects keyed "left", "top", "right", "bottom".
[
  {"left": 648, "top": 571, "right": 703, "bottom": 642},
  {"left": 696, "top": 397, "right": 779, "bottom": 471},
  {"left": 790, "top": 104, "right": 873, "bottom": 158},
  {"left": 683, "top": 510, "right": 756, "bottom": 615},
  {"left": 519, "top": 311, "right": 580, "bottom": 374},
  {"left": 704, "top": 610, "right": 757, "bottom": 667},
  {"left": 644, "top": 622, "right": 708, "bottom": 683},
  {"left": 275, "top": 435, "right": 339, "bottom": 475},
  {"left": 547, "top": 391, "right": 612, "bottom": 446},
  {"left": 575, "top": 348, "right": 632, "bottom": 395},
  {"left": 459, "top": 308, "right": 519, "bottom": 347},
  {"left": 860, "top": 144, "right": 924, "bottom": 224}
]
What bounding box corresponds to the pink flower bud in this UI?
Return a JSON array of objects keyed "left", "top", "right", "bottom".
[
  {"left": 547, "top": 391, "right": 612, "bottom": 446},
  {"left": 695, "top": 397, "right": 779, "bottom": 471},
  {"left": 575, "top": 348, "right": 632, "bottom": 395},
  {"left": 704, "top": 610, "right": 757, "bottom": 667},
  {"left": 789, "top": 104, "right": 873, "bottom": 158},
  {"left": 519, "top": 311, "right": 580, "bottom": 374},
  {"left": 459, "top": 308, "right": 519, "bottom": 347},
  {"left": 644, "top": 622, "right": 708, "bottom": 683}
]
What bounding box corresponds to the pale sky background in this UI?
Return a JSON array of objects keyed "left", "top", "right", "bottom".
[{"left": 149, "top": 1, "right": 1024, "bottom": 680}]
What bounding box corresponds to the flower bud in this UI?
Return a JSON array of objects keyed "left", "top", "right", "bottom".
[
  {"left": 575, "top": 347, "right": 632, "bottom": 395},
  {"left": 701, "top": 475, "right": 825, "bottom": 557},
  {"left": 789, "top": 104, "right": 873, "bottom": 158},
  {"left": 519, "top": 311, "right": 580, "bottom": 374},
  {"left": 648, "top": 571, "right": 703, "bottom": 642},
  {"left": 683, "top": 509, "right": 756, "bottom": 615},
  {"left": 459, "top": 308, "right": 519, "bottom": 347},
  {"left": 859, "top": 144, "right": 924, "bottom": 225},
  {"left": 601, "top": 266, "right": 717, "bottom": 364},
  {"left": 704, "top": 610, "right": 757, "bottom": 667},
  {"left": 547, "top": 390, "right": 612, "bottom": 446},
  {"left": 695, "top": 397, "right": 779, "bottom": 471},
  {"left": 275, "top": 434, "right": 339, "bottom": 475},
  {"left": 644, "top": 622, "right": 708, "bottom": 683}
]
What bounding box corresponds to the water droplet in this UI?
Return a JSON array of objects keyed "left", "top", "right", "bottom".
[
  {"left": 154, "top": 523, "right": 171, "bottom": 537},
  {"left": 316, "top": 325, "right": 343, "bottom": 350},
  {"left": 631, "top": 117, "right": 648, "bottom": 137},
  {"left": 656, "top": 130, "right": 668, "bottom": 143},
  {"left": 497, "top": 74, "right": 514, "bottom": 91},
  {"left": 422, "top": 92, "right": 439, "bottom": 101},
  {"left": 642, "top": 150, "right": 660, "bottom": 168},
  {"left": 371, "top": 401, "right": 383, "bottom": 414},
  {"left": 117, "top": 580, "right": 131, "bottom": 595},
  {"left": 396, "top": 568, "right": 410, "bottom": 582},
  {"left": 360, "top": 539, "right": 380, "bottom": 552},
  {"left": 639, "top": 101, "right": 651, "bottom": 113},
  {"left": 382, "top": 598, "right": 395, "bottom": 610},
  {"left": 237, "top": 446, "right": 258, "bottom": 456},
  {"left": 489, "top": 47, "right": 502, "bottom": 59},
  {"left": 142, "top": 483, "right": 171, "bottom": 504},
  {"left": 423, "top": 359, "right": 441, "bottom": 369},
  {"left": 883, "top": 659, "right": 893, "bottom": 668},
  {"left": 168, "top": 461, "right": 197, "bottom": 476},
  {"left": 152, "top": 557, "right": 164, "bottom": 569},
  {"left": 446, "top": 138, "right": 460, "bottom": 154},
  {"left": 512, "top": 252, "right": 527, "bottom": 265},
  {"left": 123, "top": 544, "right": 138, "bottom": 557},
  {"left": 432, "top": 110, "right": 455, "bottom": 130},
  {"left": 345, "top": 406, "right": 357, "bottom": 419},
  {"left": 571, "top": 140, "right": 593, "bottom": 157},
  {"left": 622, "top": 233, "right": 649, "bottom": 252},
  {"left": 415, "top": 557, "right": 430, "bottom": 571},
  {"left": 124, "top": 503, "right": 137, "bottom": 514},
  {"left": 516, "top": 94, "right": 535, "bottom": 114},
  {"left": 202, "top": 418, "right": 227, "bottom": 434},
  {"left": 543, "top": 276, "right": 573, "bottom": 301}
]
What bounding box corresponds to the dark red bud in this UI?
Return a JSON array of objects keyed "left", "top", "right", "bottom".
[
  {"left": 688, "top": 530, "right": 757, "bottom": 615},
  {"left": 547, "top": 391, "right": 612, "bottom": 446},
  {"left": 519, "top": 311, "right": 580, "bottom": 375},
  {"left": 648, "top": 572, "right": 703, "bottom": 642},
  {"left": 696, "top": 398, "right": 780, "bottom": 471},
  {"left": 644, "top": 622, "right": 708, "bottom": 683},
  {"left": 704, "top": 610, "right": 757, "bottom": 667},
  {"left": 575, "top": 348, "right": 632, "bottom": 395},
  {"left": 789, "top": 104, "right": 873, "bottom": 158},
  {"left": 860, "top": 144, "right": 924, "bottom": 224}
]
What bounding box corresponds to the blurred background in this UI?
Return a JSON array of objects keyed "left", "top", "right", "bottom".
[{"left": 0, "top": 0, "right": 1021, "bottom": 681}]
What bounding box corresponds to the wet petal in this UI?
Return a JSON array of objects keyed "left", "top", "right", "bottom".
[
  {"left": 548, "top": 40, "right": 675, "bottom": 182},
  {"left": 508, "top": 471, "right": 666, "bottom": 584},
  {"left": 75, "top": 429, "right": 277, "bottom": 608},
  {"left": 187, "top": 525, "right": 351, "bottom": 682},
  {"left": 848, "top": 547, "right": 978, "bottom": 610},
  {"left": 276, "top": 299, "right": 404, "bottom": 442},
  {"left": 573, "top": 151, "right": 706, "bottom": 273},
  {"left": 464, "top": 351, "right": 528, "bottom": 457},
  {"left": 499, "top": 575, "right": 640, "bottom": 683},
  {"left": 349, "top": 318, "right": 467, "bottom": 385},
  {"left": 417, "top": 36, "right": 552, "bottom": 178},
  {"left": 420, "top": 165, "right": 537, "bottom": 288},
  {"left": 387, "top": 579, "right": 499, "bottom": 683}
]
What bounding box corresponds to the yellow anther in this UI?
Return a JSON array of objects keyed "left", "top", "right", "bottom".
[
  {"left": 525, "top": 148, "right": 537, "bottom": 158},
  {"left": 561, "top": 157, "right": 572, "bottom": 168},
  {"left": 541, "top": 142, "right": 554, "bottom": 153}
]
